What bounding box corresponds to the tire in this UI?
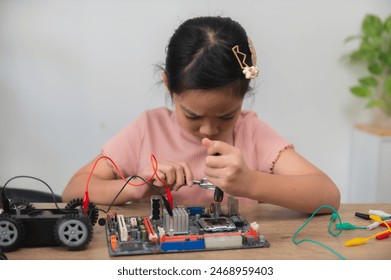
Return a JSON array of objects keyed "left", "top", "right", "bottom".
[
  {"left": 65, "top": 198, "right": 99, "bottom": 226},
  {"left": 54, "top": 215, "right": 93, "bottom": 251},
  {"left": 0, "top": 214, "right": 25, "bottom": 252}
]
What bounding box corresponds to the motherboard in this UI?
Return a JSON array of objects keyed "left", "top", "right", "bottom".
[{"left": 103, "top": 196, "right": 269, "bottom": 256}]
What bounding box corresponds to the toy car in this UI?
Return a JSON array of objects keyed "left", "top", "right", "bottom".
[
  {"left": 0, "top": 249, "right": 6, "bottom": 260},
  {"left": 0, "top": 179, "right": 99, "bottom": 252}
]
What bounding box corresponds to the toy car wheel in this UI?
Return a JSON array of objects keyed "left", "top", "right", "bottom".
[
  {"left": 65, "top": 198, "right": 99, "bottom": 226},
  {"left": 0, "top": 214, "right": 25, "bottom": 252},
  {"left": 54, "top": 215, "right": 93, "bottom": 251}
]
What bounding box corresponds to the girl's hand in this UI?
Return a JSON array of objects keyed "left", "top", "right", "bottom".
[
  {"left": 139, "top": 160, "right": 194, "bottom": 191},
  {"left": 202, "top": 138, "right": 254, "bottom": 197}
]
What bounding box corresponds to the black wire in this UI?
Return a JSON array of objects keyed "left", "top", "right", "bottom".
[
  {"left": 99, "top": 175, "right": 173, "bottom": 216},
  {"left": 1, "top": 176, "right": 92, "bottom": 217},
  {"left": 0, "top": 175, "right": 82, "bottom": 216},
  {"left": 2, "top": 175, "right": 62, "bottom": 209},
  {"left": 1, "top": 174, "right": 173, "bottom": 216}
]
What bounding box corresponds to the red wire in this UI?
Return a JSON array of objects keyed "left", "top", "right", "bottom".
[
  {"left": 150, "top": 154, "right": 173, "bottom": 209},
  {"left": 83, "top": 154, "right": 173, "bottom": 210}
]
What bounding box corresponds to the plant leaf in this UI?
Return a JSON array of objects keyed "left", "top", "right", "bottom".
[
  {"left": 359, "top": 76, "right": 378, "bottom": 87},
  {"left": 358, "top": 37, "right": 381, "bottom": 61},
  {"left": 354, "top": 47, "right": 378, "bottom": 61},
  {"left": 350, "top": 86, "right": 372, "bottom": 98},
  {"left": 361, "top": 36, "right": 382, "bottom": 51},
  {"left": 362, "top": 14, "right": 383, "bottom": 36},
  {"left": 384, "top": 77, "right": 391, "bottom": 96},
  {"left": 385, "top": 51, "right": 391, "bottom": 66},
  {"left": 378, "top": 52, "right": 388, "bottom": 65},
  {"left": 368, "top": 62, "right": 383, "bottom": 74},
  {"left": 366, "top": 99, "right": 386, "bottom": 108},
  {"left": 350, "top": 49, "right": 368, "bottom": 60},
  {"left": 349, "top": 50, "right": 360, "bottom": 60},
  {"left": 384, "top": 15, "right": 391, "bottom": 33}
]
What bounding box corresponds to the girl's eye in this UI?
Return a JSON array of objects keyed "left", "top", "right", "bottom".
[
  {"left": 220, "top": 115, "right": 235, "bottom": 120},
  {"left": 185, "top": 114, "right": 201, "bottom": 120}
]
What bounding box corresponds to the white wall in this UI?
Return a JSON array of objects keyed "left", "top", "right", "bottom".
[{"left": 0, "top": 0, "right": 390, "bottom": 200}]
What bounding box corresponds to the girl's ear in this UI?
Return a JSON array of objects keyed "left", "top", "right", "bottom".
[
  {"left": 162, "top": 71, "right": 174, "bottom": 100},
  {"left": 162, "top": 71, "right": 169, "bottom": 91}
]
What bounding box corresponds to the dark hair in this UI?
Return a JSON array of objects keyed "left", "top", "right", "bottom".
[{"left": 165, "top": 16, "right": 254, "bottom": 98}]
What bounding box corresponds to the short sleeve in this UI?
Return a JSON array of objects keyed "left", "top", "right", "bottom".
[
  {"left": 234, "top": 111, "right": 293, "bottom": 173},
  {"left": 101, "top": 113, "right": 146, "bottom": 177}
]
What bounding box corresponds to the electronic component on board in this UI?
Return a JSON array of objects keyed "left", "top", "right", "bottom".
[
  {"left": 198, "top": 216, "right": 236, "bottom": 232},
  {"left": 103, "top": 196, "right": 270, "bottom": 256},
  {"left": 151, "top": 195, "right": 161, "bottom": 220}
]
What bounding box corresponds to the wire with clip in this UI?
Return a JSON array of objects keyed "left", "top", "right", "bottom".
[
  {"left": 344, "top": 214, "right": 391, "bottom": 246},
  {"left": 96, "top": 174, "right": 173, "bottom": 216},
  {"left": 83, "top": 154, "right": 174, "bottom": 216},
  {"left": 292, "top": 205, "right": 346, "bottom": 260}
]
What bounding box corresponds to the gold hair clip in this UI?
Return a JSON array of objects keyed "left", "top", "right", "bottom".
[{"left": 232, "top": 38, "right": 259, "bottom": 79}]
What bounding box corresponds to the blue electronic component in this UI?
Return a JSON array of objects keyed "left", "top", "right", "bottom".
[
  {"left": 186, "top": 206, "right": 204, "bottom": 216},
  {"left": 161, "top": 239, "right": 205, "bottom": 251}
]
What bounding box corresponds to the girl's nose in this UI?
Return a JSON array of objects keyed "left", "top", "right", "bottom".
[{"left": 199, "top": 121, "right": 218, "bottom": 138}]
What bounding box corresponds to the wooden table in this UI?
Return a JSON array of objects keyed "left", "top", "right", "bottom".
[{"left": 4, "top": 203, "right": 391, "bottom": 260}]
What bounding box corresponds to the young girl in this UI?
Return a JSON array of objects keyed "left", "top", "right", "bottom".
[{"left": 62, "top": 16, "right": 340, "bottom": 214}]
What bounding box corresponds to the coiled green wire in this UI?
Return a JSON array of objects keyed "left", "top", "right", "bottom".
[{"left": 292, "top": 205, "right": 346, "bottom": 260}]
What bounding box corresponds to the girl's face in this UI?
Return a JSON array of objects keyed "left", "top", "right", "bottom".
[{"left": 173, "top": 89, "right": 243, "bottom": 141}]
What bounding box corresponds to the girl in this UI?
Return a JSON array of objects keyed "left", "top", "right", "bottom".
[{"left": 62, "top": 16, "right": 340, "bottom": 214}]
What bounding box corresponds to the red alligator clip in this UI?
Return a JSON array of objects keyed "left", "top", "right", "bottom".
[
  {"left": 380, "top": 221, "right": 391, "bottom": 227},
  {"left": 376, "top": 232, "right": 390, "bottom": 240}
]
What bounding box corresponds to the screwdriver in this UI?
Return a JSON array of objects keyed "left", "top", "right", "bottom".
[
  {"left": 214, "top": 186, "right": 224, "bottom": 202},
  {"left": 192, "top": 178, "right": 224, "bottom": 202},
  {"left": 211, "top": 152, "right": 224, "bottom": 203}
]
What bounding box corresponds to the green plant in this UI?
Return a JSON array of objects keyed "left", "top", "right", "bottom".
[{"left": 346, "top": 14, "right": 391, "bottom": 117}]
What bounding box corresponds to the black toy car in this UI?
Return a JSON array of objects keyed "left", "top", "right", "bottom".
[
  {"left": 0, "top": 177, "right": 99, "bottom": 252},
  {"left": 0, "top": 249, "right": 6, "bottom": 260}
]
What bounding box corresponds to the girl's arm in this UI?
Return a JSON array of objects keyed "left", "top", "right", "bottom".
[
  {"left": 61, "top": 156, "right": 151, "bottom": 205},
  {"left": 202, "top": 139, "right": 340, "bottom": 214},
  {"left": 249, "top": 148, "right": 340, "bottom": 213},
  {"left": 62, "top": 155, "right": 194, "bottom": 205}
]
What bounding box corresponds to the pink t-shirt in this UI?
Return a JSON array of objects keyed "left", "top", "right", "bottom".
[{"left": 102, "top": 107, "right": 292, "bottom": 205}]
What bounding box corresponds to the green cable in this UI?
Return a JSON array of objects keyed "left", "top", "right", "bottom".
[
  {"left": 335, "top": 223, "right": 367, "bottom": 230},
  {"left": 292, "top": 205, "right": 346, "bottom": 260}
]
